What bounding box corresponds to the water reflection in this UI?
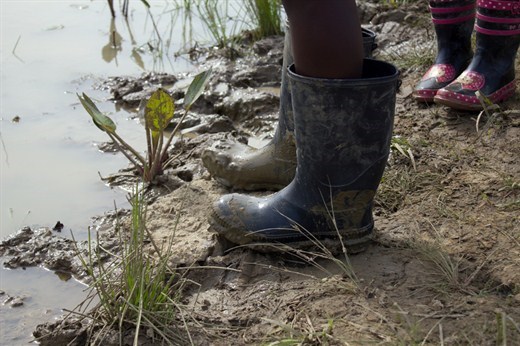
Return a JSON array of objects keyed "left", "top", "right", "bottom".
[{"left": 101, "top": 19, "right": 123, "bottom": 65}]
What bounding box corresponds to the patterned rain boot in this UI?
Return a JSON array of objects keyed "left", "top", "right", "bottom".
[
  {"left": 434, "top": 0, "right": 520, "bottom": 110},
  {"left": 202, "top": 28, "right": 379, "bottom": 191},
  {"left": 209, "top": 59, "right": 399, "bottom": 254},
  {"left": 413, "top": 0, "right": 476, "bottom": 102}
]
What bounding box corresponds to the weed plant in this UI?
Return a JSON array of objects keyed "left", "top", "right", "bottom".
[{"left": 78, "top": 69, "right": 211, "bottom": 183}]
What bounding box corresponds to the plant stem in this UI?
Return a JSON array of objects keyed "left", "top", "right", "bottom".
[
  {"left": 145, "top": 122, "right": 153, "bottom": 168},
  {"left": 159, "top": 108, "right": 190, "bottom": 165},
  {"left": 149, "top": 130, "right": 164, "bottom": 181},
  {"left": 107, "top": 133, "right": 144, "bottom": 169},
  {"left": 110, "top": 131, "right": 147, "bottom": 165}
]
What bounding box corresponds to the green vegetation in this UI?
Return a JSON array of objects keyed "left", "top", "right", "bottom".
[
  {"left": 74, "top": 186, "right": 192, "bottom": 344},
  {"left": 195, "top": 0, "right": 245, "bottom": 50},
  {"left": 77, "top": 69, "right": 211, "bottom": 183},
  {"left": 107, "top": 0, "right": 284, "bottom": 56},
  {"left": 244, "top": 0, "right": 283, "bottom": 40}
]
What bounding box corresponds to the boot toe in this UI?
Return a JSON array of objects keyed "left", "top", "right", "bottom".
[
  {"left": 209, "top": 194, "right": 261, "bottom": 246},
  {"left": 413, "top": 63, "right": 459, "bottom": 103}
]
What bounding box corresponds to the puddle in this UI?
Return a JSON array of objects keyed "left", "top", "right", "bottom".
[
  {"left": 0, "top": 267, "right": 90, "bottom": 344},
  {"left": 0, "top": 1, "right": 245, "bottom": 343}
]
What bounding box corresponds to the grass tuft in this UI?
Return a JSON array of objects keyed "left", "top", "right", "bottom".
[
  {"left": 244, "top": 0, "right": 283, "bottom": 40},
  {"left": 72, "top": 186, "right": 192, "bottom": 345}
]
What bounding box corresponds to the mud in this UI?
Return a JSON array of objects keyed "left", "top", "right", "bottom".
[
  {"left": 1, "top": 1, "right": 518, "bottom": 344},
  {"left": 0, "top": 227, "right": 86, "bottom": 276}
]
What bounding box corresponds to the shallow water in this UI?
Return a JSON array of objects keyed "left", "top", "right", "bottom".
[{"left": 0, "top": 1, "right": 239, "bottom": 343}]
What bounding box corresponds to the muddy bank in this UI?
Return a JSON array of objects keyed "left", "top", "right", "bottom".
[{"left": 2, "top": 1, "right": 519, "bottom": 344}]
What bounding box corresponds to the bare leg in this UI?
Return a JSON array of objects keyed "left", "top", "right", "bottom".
[{"left": 282, "top": 0, "right": 363, "bottom": 79}]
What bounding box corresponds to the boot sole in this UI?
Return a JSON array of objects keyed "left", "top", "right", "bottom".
[
  {"left": 434, "top": 94, "right": 483, "bottom": 111},
  {"left": 209, "top": 209, "right": 373, "bottom": 255},
  {"left": 412, "top": 89, "right": 437, "bottom": 103},
  {"left": 434, "top": 80, "right": 517, "bottom": 111}
]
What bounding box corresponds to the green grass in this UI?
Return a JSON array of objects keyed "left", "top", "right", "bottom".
[
  {"left": 72, "top": 186, "right": 193, "bottom": 345},
  {"left": 123, "top": 1, "right": 283, "bottom": 54},
  {"left": 244, "top": 0, "right": 283, "bottom": 40},
  {"left": 194, "top": 0, "right": 246, "bottom": 51}
]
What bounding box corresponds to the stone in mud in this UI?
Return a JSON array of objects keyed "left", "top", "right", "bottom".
[
  {"left": 230, "top": 64, "right": 281, "bottom": 88},
  {"left": 181, "top": 114, "right": 236, "bottom": 135},
  {"left": 142, "top": 73, "right": 178, "bottom": 86},
  {"left": 167, "top": 111, "right": 202, "bottom": 131},
  {"left": 2, "top": 294, "right": 27, "bottom": 307},
  {"left": 121, "top": 87, "right": 156, "bottom": 106},
  {"left": 106, "top": 77, "right": 143, "bottom": 99},
  {"left": 10, "top": 297, "right": 24, "bottom": 307},
  {"left": 33, "top": 317, "right": 89, "bottom": 346},
  {"left": 253, "top": 36, "right": 284, "bottom": 56},
  {"left": 172, "top": 162, "right": 207, "bottom": 183},
  {"left": 3, "top": 295, "right": 13, "bottom": 305},
  {"left": 214, "top": 90, "right": 278, "bottom": 122}
]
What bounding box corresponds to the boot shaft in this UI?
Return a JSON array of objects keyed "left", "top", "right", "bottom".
[
  {"left": 470, "top": 0, "right": 520, "bottom": 90},
  {"left": 275, "top": 25, "right": 379, "bottom": 140},
  {"left": 430, "top": 0, "right": 476, "bottom": 62},
  {"left": 287, "top": 59, "right": 399, "bottom": 191},
  {"left": 475, "top": 0, "right": 520, "bottom": 63}
]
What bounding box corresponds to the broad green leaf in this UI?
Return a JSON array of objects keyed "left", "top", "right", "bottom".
[
  {"left": 77, "top": 93, "right": 116, "bottom": 133},
  {"left": 145, "top": 89, "right": 175, "bottom": 133},
  {"left": 184, "top": 69, "right": 212, "bottom": 109}
]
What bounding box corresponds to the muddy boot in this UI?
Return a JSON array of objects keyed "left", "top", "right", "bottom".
[
  {"left": 209, "top": 59, "right": 399, "bottom": 254},
  {"left": 202, "top": 26, "right": 296, "bottom": 191},
  {"left": 413, "top": 0, "right": 475, "bottom": 102},
  {"left": 202, "top": 28, "right": 379, "bottom": 191},
  {"left": 434, "top": 0, "right": 520, "bottom": 110}
]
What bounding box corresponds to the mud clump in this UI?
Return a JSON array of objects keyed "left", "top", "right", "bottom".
[{"left": 0, "top": 227, "right": 84, "bottom": 277}]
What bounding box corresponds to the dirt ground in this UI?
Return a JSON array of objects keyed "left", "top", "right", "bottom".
[{"left": 7, "top": 1, "right": 520, "bottom": 345}]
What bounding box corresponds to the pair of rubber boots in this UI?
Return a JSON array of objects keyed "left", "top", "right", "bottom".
[
  {"left": 413, "top": 0, "right": 520, "bottom": 111},
  {"left": 205, "top": 29, "right": 400, "bottom": 253},
  {"left": 203, "top": 28, "right": 378, "bottom": 191}
]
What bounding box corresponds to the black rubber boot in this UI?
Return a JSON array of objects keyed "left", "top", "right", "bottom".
[
  {"left": 435, "top": 0, "right": 520, "bottom": 110},
  {"left": 413, "top": 0, "right": 475, "bottom": 102},
  {"left": 202, "top": 28, "right": 379, "bottom": 191},
  {"left": 209, "top": 59, "right": 399, "bottom": 254}
]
